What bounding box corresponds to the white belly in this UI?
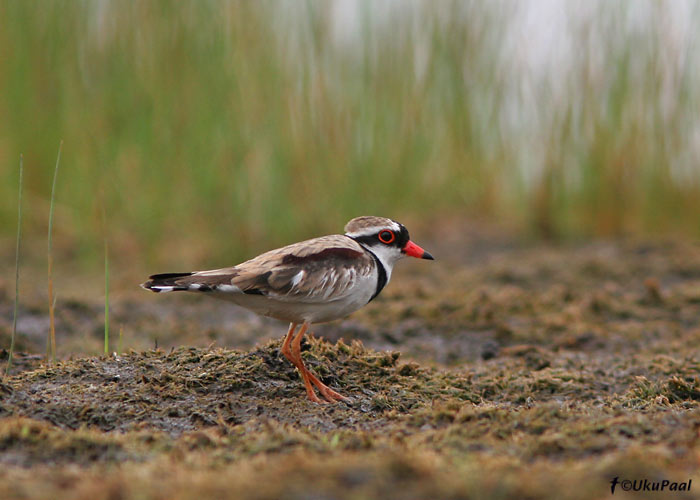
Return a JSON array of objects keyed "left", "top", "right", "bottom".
[{"left": 198, "top": 274, "right": 377, "bottom": 324}]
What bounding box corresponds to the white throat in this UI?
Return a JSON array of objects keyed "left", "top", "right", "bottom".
[{"left": 361, "top": 243, "right": 403, "bottom": 284}]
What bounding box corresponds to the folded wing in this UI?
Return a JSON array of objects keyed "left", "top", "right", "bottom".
[{"left": 143, "top": 235, "right": 375, "bottom": 303}]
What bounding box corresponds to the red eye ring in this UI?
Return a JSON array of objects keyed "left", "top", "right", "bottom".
[{"left": 378, "top": 230, "right": 395, "bottom": 244}]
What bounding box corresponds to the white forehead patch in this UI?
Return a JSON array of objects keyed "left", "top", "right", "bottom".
[{"left": 345, "top": 221, "right": 401, "bottom": 238}]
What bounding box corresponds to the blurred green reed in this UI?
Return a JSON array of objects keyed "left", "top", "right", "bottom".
[{"left": 0, "top": 1, "right": 698, "bottom": 274}]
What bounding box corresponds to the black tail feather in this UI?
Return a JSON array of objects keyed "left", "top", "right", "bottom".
[{"left": 141, "top": 272, "right": 194, "bottom": 291}]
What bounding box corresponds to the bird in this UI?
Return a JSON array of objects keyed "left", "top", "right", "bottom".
[{"left": 141, "top": 216, "right": 434, "bottom": 403}]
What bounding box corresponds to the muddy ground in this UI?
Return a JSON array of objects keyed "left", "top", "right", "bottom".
[{"left": 1, "top": 225, "right": 700, "bottom": 499}]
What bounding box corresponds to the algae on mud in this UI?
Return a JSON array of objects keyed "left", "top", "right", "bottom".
[{"left": 1, "top": 234, "right": 700, "bottom": 499}]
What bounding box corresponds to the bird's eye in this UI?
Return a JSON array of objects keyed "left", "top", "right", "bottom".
[{"left": 378, "top": 230, "right": 395, "bottom": 244}]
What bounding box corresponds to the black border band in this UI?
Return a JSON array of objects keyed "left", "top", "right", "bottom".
[{"left": 366, "top": 248, "right": 387, "bottom": 303}]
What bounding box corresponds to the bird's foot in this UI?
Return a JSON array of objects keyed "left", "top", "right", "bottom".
[
  {"left": 305, "top": 369, "right": 348, "bottom": 403},
  {"left": 298, "top": 369, "right": 324, "bottom": 404},
  {"left": 304, "top": 386, "right": 324, "bottom": 404}
]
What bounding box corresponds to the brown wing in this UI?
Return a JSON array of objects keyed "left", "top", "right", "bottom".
[
  {"left": 173, "top": 235, "right": 375, "bottom": 303},
  {"left": 231, "top": 235, "right": 373, "bottom": 302}
]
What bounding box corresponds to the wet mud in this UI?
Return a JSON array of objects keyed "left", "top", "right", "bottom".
[{"left": 1, "top": 230, "right": 700, "bottom": 499}]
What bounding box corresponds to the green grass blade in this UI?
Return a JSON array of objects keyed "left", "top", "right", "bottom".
[
  {"left": 103, "top": 205, "right": 110, "bottom": 356},
  {"left": 118, "top": 326, "right": 123, "bottom": 356},
  {"left": 5, "top": 154, "right": 24, "bottom": 378},
  {"left": 47, "top": 140, "right": 62, "bottom": 364}
]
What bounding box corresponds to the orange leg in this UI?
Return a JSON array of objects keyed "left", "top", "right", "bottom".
[
  {"left": 281, "top": 323, "right": 322, "bottom": 403},
  {"left": 291, "top": 322, "right": 347, "bottom": 403},
  {"left": 280, "top": 322, "right": 297, "bottom": 363}
]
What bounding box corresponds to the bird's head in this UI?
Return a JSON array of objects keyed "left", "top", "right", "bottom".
[{"left": 344, "top": 216, "right": 434, "bottom": 277}]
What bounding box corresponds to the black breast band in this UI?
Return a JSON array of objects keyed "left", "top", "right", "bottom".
[{"left": 366, "top": 249, "right": 388, "bottom": 303}]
